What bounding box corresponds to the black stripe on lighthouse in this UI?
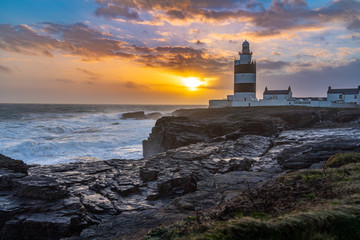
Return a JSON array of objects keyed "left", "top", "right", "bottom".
[
  {"left": 234, "top": 64, "right": 256, "bottom": 74},
  {"left": 234, "top": 83, "right": 256, "bottom": 93}
]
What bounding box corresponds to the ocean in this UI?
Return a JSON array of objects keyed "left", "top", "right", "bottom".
[{"left": 0, "top": 104, "right": 205, "bottom": 165}]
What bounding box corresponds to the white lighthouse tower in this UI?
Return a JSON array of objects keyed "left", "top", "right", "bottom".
[{"left": 234, "top": 40, "right": 257, "bottom": 101}]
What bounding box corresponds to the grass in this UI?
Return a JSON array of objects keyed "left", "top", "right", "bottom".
[
  {"left": 145, "top": 152, "right": 360, "bottom": 240},
  {"left": 325, "top": 152, "right": 360, "bottom": 168}
]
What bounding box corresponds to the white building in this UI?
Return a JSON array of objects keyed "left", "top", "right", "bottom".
[
  {"left": 263, "top": 87, "right": 292, "bottom": 101},
  {"left": 327, "top": 86, "right": 360, "bottom": 104},
  {"left": 209, "top": 41, "right": 359, "bottom": 109}
]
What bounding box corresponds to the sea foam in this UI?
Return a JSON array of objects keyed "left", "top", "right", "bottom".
[{"left": 0, "top": 104, "right": 204, "bottom": 165}]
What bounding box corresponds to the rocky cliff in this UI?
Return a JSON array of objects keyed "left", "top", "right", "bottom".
[
  {"left": 143, "top": 107, "right": 360, "bottom": 158},
  {"left": 1, "top": 106, "right": 360, "bottom": 240}
]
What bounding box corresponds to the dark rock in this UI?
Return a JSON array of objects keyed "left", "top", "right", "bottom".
[
  {"left": 140, "top": 168, "right": 158, "bottom": 182},
  {"left": 14, "top": 175, "right": 68, "bottom": 200},
  {"left": 121, "top": 111, "right": 146, "bottom": 120},
  {"left": 1, "top": 214, "right": 77, "bottom": 240},
  {"left": 143, "top": 117, "right": 211, "bottom": 158},
  {"left": 80, "top": 193, "right": 117, "bottom": 214},
  {"left": 0, "top": 169, "right": 26, "bottom": 190},
  {"left": 271, "top": 111, "right": 320, "bottom": 128},
  {"left": 331, "top": 110, "right": 360, "bottom": 123},
  {"left": 277, "top": 138, "right": 360, "bottom": 170},
  {"left": 157, "top": 175, "right": 197, "bottom": 198},
  {"left": 143, "top": 107, "right": 319, "bottom": 160},
  {"left": 142, "top": 116, "right": 283, "bottom": 158},
  {"left": 225, "top": 131, "right": 242, "bottom": 141},
  {"left": 0, "top": 154, "right": 28, "bottom": 174}
]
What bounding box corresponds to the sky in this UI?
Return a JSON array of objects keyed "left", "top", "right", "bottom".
[{"left": 0, "top": 0, "right": 359, "bottom": 104}]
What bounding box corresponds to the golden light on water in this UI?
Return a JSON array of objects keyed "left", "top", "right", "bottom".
[{"left": 181, "top": 77, "right": 204, "bottom": 91}]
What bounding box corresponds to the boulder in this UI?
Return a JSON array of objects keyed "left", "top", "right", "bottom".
[
  {"left": 277, "top": 138, "right": 360, "bottom": 169},
  {"left": 121, "top": 111, "right": 146, "bottom": 120},
  {"left": 14, "top": 175, "right": 68, "bottom": 200},
  {"left": 0, "top": 154, "right": 28, "bottom": 174}
]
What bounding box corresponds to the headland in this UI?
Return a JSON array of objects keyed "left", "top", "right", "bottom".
[{"left": 1, "top": 106, "right": 360, "bottom": 239}]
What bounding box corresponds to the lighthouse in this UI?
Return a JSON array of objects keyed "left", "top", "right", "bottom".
[{"left": 234, "top": 40, "right": 257, "bottom": 101}]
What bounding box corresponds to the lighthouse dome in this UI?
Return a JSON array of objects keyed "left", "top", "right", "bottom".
[{"left": 241, "top": 40, "right": 250, "bottom": 54}]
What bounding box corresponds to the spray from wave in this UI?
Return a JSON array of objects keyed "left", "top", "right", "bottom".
[{"left": 0, "top": 104, "right": 205, "bottom": 165}]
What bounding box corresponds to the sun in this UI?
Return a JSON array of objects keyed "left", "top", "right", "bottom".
[{"left": 181, "top": 77, "right": 204, "bottom": 90}]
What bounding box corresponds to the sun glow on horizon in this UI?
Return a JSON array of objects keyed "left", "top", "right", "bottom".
[{"left": 181, "top": 77, "right": 204, "bottom": 91}]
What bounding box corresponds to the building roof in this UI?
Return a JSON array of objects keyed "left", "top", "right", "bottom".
[
  {"left": 327, "top": 86, "right": 360, "bottom": 94},
  {"left": 263, "top": 86, "right": 291, "bottom": 95}
]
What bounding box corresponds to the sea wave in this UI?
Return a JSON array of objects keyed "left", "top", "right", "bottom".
[{"left": 0, "top": 104, "right": 205, "bottom": 165}]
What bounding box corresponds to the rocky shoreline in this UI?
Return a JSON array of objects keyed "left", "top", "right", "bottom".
[{"left": 1, "top": 107, "right": 360, "bottom": 239}]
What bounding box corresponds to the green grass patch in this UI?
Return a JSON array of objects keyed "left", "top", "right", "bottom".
[{"left": 325, "top": 152, "right": 360, "bottom": 168}]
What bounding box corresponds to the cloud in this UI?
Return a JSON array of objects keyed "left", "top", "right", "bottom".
[
  {"left": 136, "top": 46, "right": 231, "bottom": 76},
  {"left": 123, "top": 81, "right": 149, "bottom": 89},
  {"left": 76, "top": 68, "right": 103, "bottom": 80},
  {"left": 258, "top": 59, "right": 290, "bottom": 70},
  {"left": 347, "top": 18, "right": 360, "bottom": 30},
  {"left": 94, "top": 0, "right": 360, "bottom": 37},
  {"left": 0, "top": 24, "right": 61, "bottom": 57},
  {"left": 272, "top": 51, "right": 283, "bottom": 56},
  {"left": 55, "top": 78, "right": 74, "bottom": 84},
  {"left": 96, "top": 5, "right": 140, "bottom": 20},
  {"left": 0, "top": 65, "right": 11, "bottom": 74},
  {"left": 0, "top": 23, "right": 133, "bottom": 61},
  {"left": 0, "top": 22, "right": 229, "bottom": 77}
]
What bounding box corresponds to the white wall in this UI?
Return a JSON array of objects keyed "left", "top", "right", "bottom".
[
  {"left": 327, "top": 93, "right": 359, "bottom": 103},
  {"left": 234, "top": 92, "right": 257, "bottom": 101},
  {"left": 263, "top": 94, "right": 289, "bottom": 100},
  {"left": 210, "top": 97, "right": 360, "bottom": 109},
  {"left": 234, "top": 73, "right": 256, "bottom": 83},
  {"left": 344, "top": 94, "right": 358, "bottom": 103}
]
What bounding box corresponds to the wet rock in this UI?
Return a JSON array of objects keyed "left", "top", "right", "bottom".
[
  {"left": 172, "top": 171, "right": 272, "bottom": 211},
  {"left": 121, "top": 111, "right": 146, "bottom": 120},
  {"left": 1, "top": 213, "right": 77, "bottom": 240},
  {"left": 277, "top": 138, "right": 360, "bottom": 169},
  {"left": 140, "top": 168, "right": 158, "bottom": 182},
  {"left": 115, "top": 184, "right": 140, "bottom": 196},
  {"left": 143, "top": 115, "right": 284, "bottom": 158},
  {"left": 143, "top": 117, "right": 211, "bottom": 158},
  {"left": 80, "top": 193, "right": 117, "bottom": 214},
  {"left": 157, "top": 175, "right": 197, "bottom": 198},
  {"left": 0, "top": 154, "right": 28, "bottom": 174},
  {"left": 14, "top": 175, "right": 68, "bottom": 200},
  {"left": 331, "top": 110, "right": 360, "bottom": 123}
]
